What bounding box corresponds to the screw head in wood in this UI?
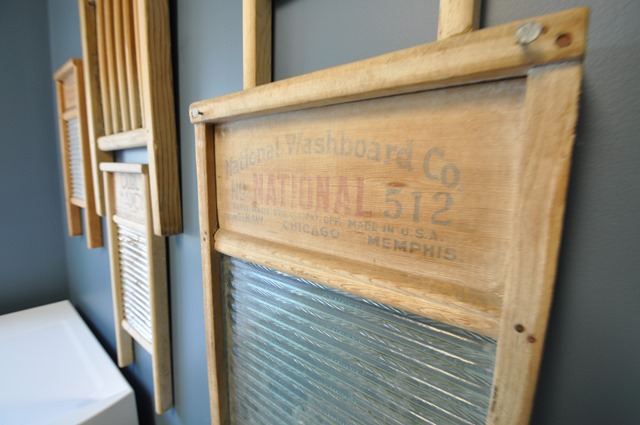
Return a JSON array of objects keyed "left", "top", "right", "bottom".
[
  {"left": 555, "top": 33, "right": 572, "bottom": 48},
  {"left": 191, "top": 107, "right": 201, "bottom": 118},
  {"left": 516, "top": 21, "right": 543, "bottom": 45}
]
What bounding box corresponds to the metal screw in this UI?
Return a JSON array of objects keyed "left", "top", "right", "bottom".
[
  {"left": 191, "top": 107, "right": 201, "bottom": 118},
  {"left": 516, "top": 21, "right": 543, "bottom": 45}
]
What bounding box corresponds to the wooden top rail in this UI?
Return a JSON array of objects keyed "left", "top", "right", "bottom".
[
  {"left": 193, "top": 6, "right": 589, "bottom": 425},
  {"left": 191, "top": 8, "right": 587, "bottom": 125}
]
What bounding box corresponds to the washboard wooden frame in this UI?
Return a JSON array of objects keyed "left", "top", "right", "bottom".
[
  {"left": 240, "top": 0, "right": 482, "bottom": 91},
  {"left": 101, "top": 162, "right": 173, "bottom": 414},
  {"left": 54, "top": 58, "right": 103, "bottom": 249},
  {"left": 79, "top": 0, "right": 181, "bottom": 236},
  {"left": 192, "top": 7, "right": 588, "bottom": 425}
]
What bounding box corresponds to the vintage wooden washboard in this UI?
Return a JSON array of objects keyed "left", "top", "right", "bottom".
[
  {"left": 54, "top": 58, "right": 102, "bottom": 249},
  {"left": 101, "top": 162, "right": 172, "bottom": 414},
  {"left": 78, "top": 0, "right": 181, "bottom": 236},
  {"left": 76, "top": 0, "right": 178, "bottom": 414},
  {"left": 191, "top": 7, "right": 588, "bottom": 425}
]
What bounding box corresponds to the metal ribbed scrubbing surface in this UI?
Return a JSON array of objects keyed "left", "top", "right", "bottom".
[
  {"left": 222, "top": 256, "right": 496, "bottom": 425},
  {"left": 65, "top": 117, "right": 84, "bottom": 201},
  {"left": 117, "top": 224, "right": 152, "bottom": 344}
]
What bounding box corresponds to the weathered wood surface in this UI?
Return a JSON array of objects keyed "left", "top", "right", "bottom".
[
  {"left": 101, "top": 162, "right": 173, "bottom": 414},
  {"left": 213, "top": 79, "right": 530, "bottom": 337},
  {"left": 195, "top": 124, "right": 229, "bottom": 425},
  {"left": 98, "top": 127, "right": 148, "bottom": 151},
  {"left": 243, "top": 0, "right": 272, "bottom": 89},
  {"left": 78, "top": 0, "right": 113, "bottom": 216},
  {"left": 193, "top": 6, "right": 588, "bottom": 425},
  {"left": 136, "top": 0, "right": 181, "bottom": 235},
  {"left": 488, "top": 62, "right": 583, "bottom": 425},
  {"left": 191, "top": 8, "right": 587, "bottom": 124},
  {"left": 54, "top": 58, "right": 103, "bottom": 248},
  {"left": 87, "top": 0, "right": 181, "bottom": 235},
  {"left": 438, "top": 0, "right": 481, "bottom": 39}
]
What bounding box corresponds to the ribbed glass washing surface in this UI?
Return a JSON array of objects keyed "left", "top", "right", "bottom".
[{"left": 222, "top": 256, "right": 496, "bottom": 425}]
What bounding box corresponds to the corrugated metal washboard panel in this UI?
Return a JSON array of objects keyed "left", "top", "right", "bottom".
[
  {"left": 65, "top": 117, "right": 85, "bottom": 201},
  {"left": 222, "top": 256, "right": 497, "bottom": 425},
  {"left": 117, "top": 224, "right": 153, "bottom": 344}
]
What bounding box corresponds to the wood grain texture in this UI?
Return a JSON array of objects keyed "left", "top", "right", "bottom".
[
  {"left": 136, "top": 0, "right": 182, "bottom": 235},
  {"left": 215, "top": 229, "right": 499, "bottom": 338},
  {"left": 195, "top": 123, "right": 229, "bottom": 425},
  {"left": 102, "top": 163, "right": 134, "bottom": 368},
  {"left": 92, "top": 0, "right": 180, "bottom": 235},
  {"left": 487, "top": 62, "right": 583, "bottom": 425},
  {"left": 95, "top": 0, "right": 113, "bottom": 136},
  {"left": 133, "top": 0, "right": 146, "bottom": 129},
  {"left": 143, "top": 163, "right": 173, "bottom": 414},
  {"left": 101, "top": 161, "right": 173, "bottom": 414},
  {"left": 55, "top": 80, "right": 82, "bottom": 237},
  {"left": 78, "top": 0, "right": 113, "bottom": 217},
  {"left": 123, "top": 0, "right": 141, "bottom": 129},
  {"left": 243, "top": 0, "right": 272, "bottom": 89},
  {"left": 73, "top": 59, "right": 103, "bottom": 248},
  {"left": 103, "top": 0, "right": 122, "bottom": 133},
  {"left": 191, "top": 7, "right": 588, "bottom": 124},
  {"left": 438, "top": 0, "right": 481, "bottom": 40},
  {"left": 193, "top": 7, "right": 588, "bottom": 425},
  {"left": 212, "top": 79, "right": 532, "bottom": 338},
  {"left": 100, "top": 161, "right": 146, "bottom": 174},
  {"left": 54, "top": 59, "right": 103, "bottom": 248},
  {"left": 113, "top": 0, "right": 131, "bottom": 132},
  {"left": 54, "top": 63, "right": 76, "bottom": 233},
  {"left": 98, "top": 127, "right": 148, "bottom": 151}
]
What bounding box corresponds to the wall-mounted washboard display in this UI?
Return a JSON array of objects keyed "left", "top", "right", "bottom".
[
  {"left": 78, "top": 0, "right": 181, "bottom": 236},
  {"left": 191, "top": 7, "right": 588, "bottom": 425},
  {"left": 54, "top": 58, "right": 102, "bottom": 249},
  {"left": 101, "top": 162, "right": 172, "bottom": 414}
]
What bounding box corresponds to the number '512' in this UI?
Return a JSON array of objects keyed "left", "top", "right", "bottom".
[{"left": 383, "top": 189, "right": 452, "bottom": 226}]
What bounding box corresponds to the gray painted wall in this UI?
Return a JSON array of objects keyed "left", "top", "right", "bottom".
[
  {"left": 483, "top": 2, "right": 640, "bottom": 424},
  {"left": 35, "top": 0, "right": 640, "bottom": 424},
  {"left": 0, "top": 0, "right": 68, "bottom": 315}
]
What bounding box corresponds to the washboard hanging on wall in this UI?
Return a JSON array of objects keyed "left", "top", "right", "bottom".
[
  {"left": 101, "top": 162, "right": 172, "bottom": 414},
  {"left": 78, "top": 0, "right": 181, "bottom": 236},
  {"left": 54, "top": 58, "right": 102, "bottom": 249},
  {"left": 192, "top": 5, "right": 588, "bottom": 425}
]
